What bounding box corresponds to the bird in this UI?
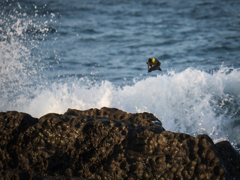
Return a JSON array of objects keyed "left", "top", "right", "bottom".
[{"left": 146, "top": 58, "right": 162, "bottom": 72}]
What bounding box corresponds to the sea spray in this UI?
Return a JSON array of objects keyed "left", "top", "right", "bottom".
[
  {"left": 0, "top": 1, "right": 57, "bottom": 110},
  {"left": 6, "top": 67, "right": 239, "bottom": 145}
]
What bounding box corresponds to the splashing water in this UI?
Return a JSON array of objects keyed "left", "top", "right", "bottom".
[
  {"left": 0, "top": 1, "right": 57, "bottom": 110},
  {"left": 9, "top": 67, "right": 239, "bottom": 146}
]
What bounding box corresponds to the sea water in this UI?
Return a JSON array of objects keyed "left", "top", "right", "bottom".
[{"left": 1, "top": 0, "right": 240, "bottom": 149}]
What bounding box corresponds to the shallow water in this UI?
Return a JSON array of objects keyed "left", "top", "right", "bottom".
[{"left": 1, "top": 0, "right": 240, "bottom": 148}]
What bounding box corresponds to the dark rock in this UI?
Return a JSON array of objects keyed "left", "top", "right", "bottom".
[
  {"left": 214, "top": 141, "right": 240, "bottom": 180},
  {"left": 0, "top": 107, "right": 239, "bottom": 179}
]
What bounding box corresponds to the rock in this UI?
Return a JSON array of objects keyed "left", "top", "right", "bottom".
[
  {"left": 0, "top": 107, "right": 239, "bottom": 179},
  {"left": 214, "top": 141, "right": 240, "bottom": 180}
]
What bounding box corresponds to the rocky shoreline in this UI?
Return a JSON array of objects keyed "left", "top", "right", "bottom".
[{"left": 0, "top": 107, "right": 240, "bottom": 180}]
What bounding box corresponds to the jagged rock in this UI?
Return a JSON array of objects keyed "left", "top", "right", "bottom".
[{"left": 0, "top": 107, "right": 239, "bottom": 179}]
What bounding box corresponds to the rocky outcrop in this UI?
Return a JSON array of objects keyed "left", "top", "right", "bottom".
[{"left": 0, "top": 107, "right": 239, "bottom": 180}]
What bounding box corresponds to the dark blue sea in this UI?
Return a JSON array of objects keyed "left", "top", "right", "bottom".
[{"left": 1, "top": 0, "right": 240, "bottom": 149}]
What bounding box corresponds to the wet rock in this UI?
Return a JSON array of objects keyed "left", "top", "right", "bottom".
[
  {"left": 0, "top": 107, "right": 239, "bottom": 179},
  {"left": 214, "top": 141, "right": 240, "bottom": 180}
]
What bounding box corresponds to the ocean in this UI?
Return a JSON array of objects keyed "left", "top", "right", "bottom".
[{"left": 1, "top": 0, "right": 240, "bottom": 150}]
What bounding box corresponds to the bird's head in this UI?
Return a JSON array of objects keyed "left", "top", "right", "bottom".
[{"left": 148, "top": 58, "right": 156, "bottom": 63}]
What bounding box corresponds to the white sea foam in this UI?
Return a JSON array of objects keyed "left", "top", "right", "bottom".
[{"left": 6, "top": 67, "right": 238, "bottom": 145}]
